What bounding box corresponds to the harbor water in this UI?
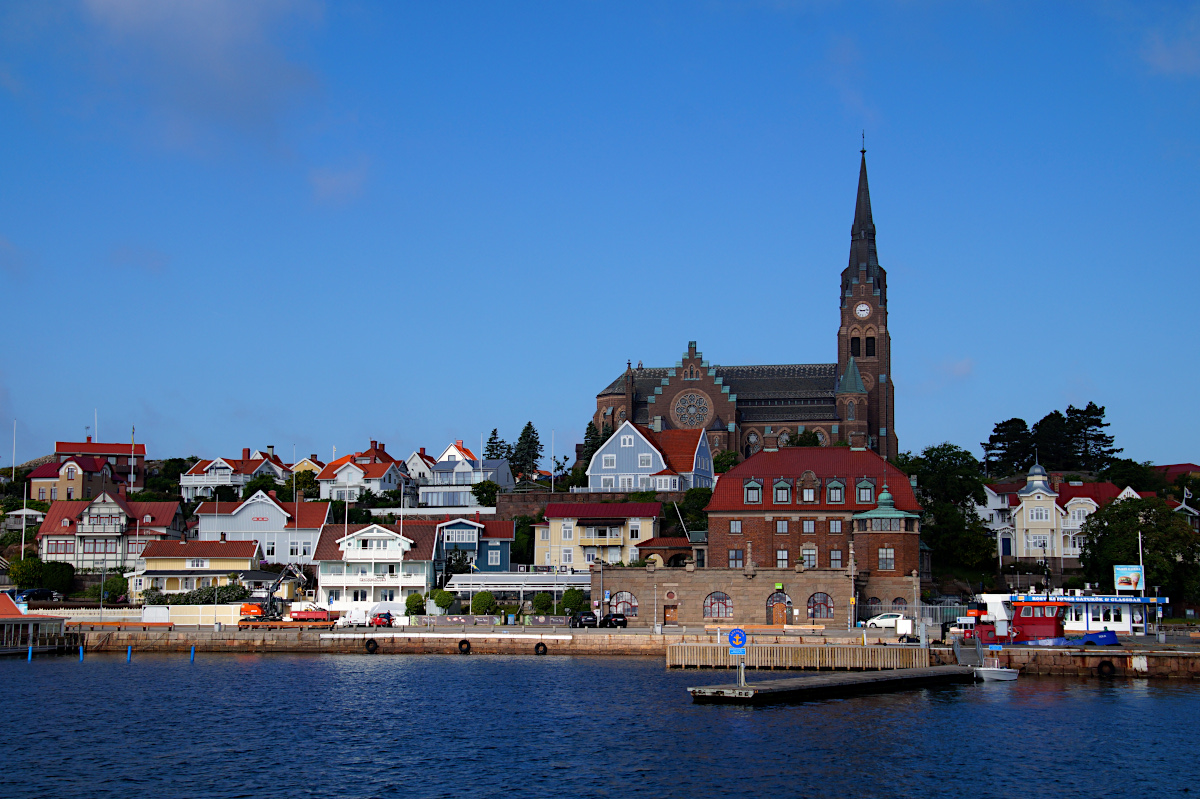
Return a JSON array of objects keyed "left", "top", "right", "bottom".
[{"left": 4, "top": 653, "right": 1198, "bottom": 798}]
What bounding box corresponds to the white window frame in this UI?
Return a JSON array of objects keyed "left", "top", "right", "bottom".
[
  {"left": 561, "top": 523, "right": 573, "bottom": 540},
  {"left": 561, "top": 548, "right": 573, "bottom": 565},
  {"left": 638, "top": 453, "right": 652, "bottom": 468},
  {"left": 601, "top": 476, "right": 615, "bottom": 489},
  {"left": 729, "top": 520, "right": 742, "bottom": 534},
  {"left": 539, "top": 527, "right": 550, "bottom": 541},
  {"left": 629, "top": 522, "right": 640, "bottom": 540},
  {"left": 488, "top": 549, "right": 500, "bottom": 566},
  {"left": 187, "top": 558, "right": 209, "bottom": 569},
  {"left": 602, "top": 455, "right": 616, "bottom": 469},
  {"left": 620, "top": 435, "right": 634, "bottom": 447}
]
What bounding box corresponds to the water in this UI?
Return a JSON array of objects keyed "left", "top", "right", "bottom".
[{"left": 4, "top": 653, "right": 1198, "bottom": 799}]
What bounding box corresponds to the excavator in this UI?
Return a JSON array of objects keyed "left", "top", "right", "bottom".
[{"left": 239, "top": 563, "right": 307, "bottom": 622}]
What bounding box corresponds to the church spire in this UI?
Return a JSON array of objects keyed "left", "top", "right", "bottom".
[
  {"left": 841, "top": 147, "right": 885, "bottom": 307},
  {"left": 852, "top": 147, "right": 874, "bottom": 238}
]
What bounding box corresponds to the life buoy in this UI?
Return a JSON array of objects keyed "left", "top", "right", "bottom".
[
  {"left": 364, "top": 638, "right": 378, "bottom": 654},
  {"left": 458, "top": 639, "right": 471, "bottom": 655},
  {"left": 534, "top": 642, "right": 548, "bottom": 656},
  {"left": 1097, "top": 660, "right": 1116, "bottom": 677}
]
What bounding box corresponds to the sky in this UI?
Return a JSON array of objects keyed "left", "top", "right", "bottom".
[{"left": 2, "top": 1, "right": 1198, "bottom": 470}]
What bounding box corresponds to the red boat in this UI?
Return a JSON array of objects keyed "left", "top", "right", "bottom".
[{"left": 970, "top": 600, "right": 1118, "bottom": 647}]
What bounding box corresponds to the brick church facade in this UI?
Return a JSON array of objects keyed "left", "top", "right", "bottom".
[{"left": 594, "top": 151, "right": 899, "bottom": 460}]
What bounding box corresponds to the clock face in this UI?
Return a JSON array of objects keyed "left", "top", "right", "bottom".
[{"left": 854, "top": 303, "right": 871, "bottom": 319}]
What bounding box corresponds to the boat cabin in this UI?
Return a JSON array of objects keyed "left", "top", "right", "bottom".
[{"left": 971, "top": 600, "right": 1067, "bottom": 645}]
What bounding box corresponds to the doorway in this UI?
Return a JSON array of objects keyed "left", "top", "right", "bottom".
[{"left": 663, "top": 605, "right": 678, "bottom": 625}]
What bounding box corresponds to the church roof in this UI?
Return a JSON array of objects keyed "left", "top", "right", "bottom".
[
  {"left": 837, "top": 357, "right": 866, "bottom": 394},
  {"left": 598, "top": 363, "right": 837, "bottom": 400}
]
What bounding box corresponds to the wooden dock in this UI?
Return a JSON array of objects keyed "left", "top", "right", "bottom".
[
  {"left": 668, "top": 643, "right": 929, "bottom": 670},
  {"left": 688, "top": 665, "right": 975, "bottom": 704}
]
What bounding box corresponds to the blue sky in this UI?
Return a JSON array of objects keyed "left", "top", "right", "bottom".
[{"left": 2, "top": 1, "right": 1198, "bottom": 470}]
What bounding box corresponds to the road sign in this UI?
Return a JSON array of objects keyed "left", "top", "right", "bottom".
[
  {"left": 728, "top": 628, "right": 746, "bottom": 647},
  {"left": 728, "top": 647, "right": 746, "bottom": 656}
]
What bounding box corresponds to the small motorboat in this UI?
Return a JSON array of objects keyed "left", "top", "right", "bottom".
[{"left": 975, "top": 657, "right": 1019, "bottom": 681}]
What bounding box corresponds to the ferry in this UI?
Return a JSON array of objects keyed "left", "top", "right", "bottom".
[{"left": 966, "top": 598, "right": 1119, "bottom": 647}]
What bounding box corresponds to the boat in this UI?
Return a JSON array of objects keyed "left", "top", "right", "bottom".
[
  {"left": 974, "top": 657, "right": 1018, "bottom": 681},
  {"left": 967, "top": 600, "right": 1120, "bottom": 647}
]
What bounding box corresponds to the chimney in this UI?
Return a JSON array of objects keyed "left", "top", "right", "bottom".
[
  {"left": 118, "top": 484, "right": 126, "bottom": 498},
  {"left": 242, "top": 447, "right": 251, "bottom": 460},
  {"left": 456, "top": 440, "right": 463, "bottom": 448},
  {"left": 1050, "top": 472, "right": 1064, "bottom": 490},
  {"left": 179, "top": 538, "right": 187, "bottom": 545},
  {"left": 268, "top": 445, "right": 275, "bottom": 457},
  {"left": 378, "top": 442, "right": 386, "bottom": 453},
  {"left": 86, "top": 435, "right": 92, "bottom": 443},
  {"left": 220, "top": 532, "right": 226, "bottom": 542},
  {"left": 310, "top": 454, "right": 318, "bottom": 461},
  {"left": 268, "top": 490, "right": 277, "bottom": 499},
  {"left": 370, "top": 440, "right": 377, "bottom": 452},
  {"left": 419, "top": 447, "right": 426, "bottom": 456},
  {"left": 762, "top": 426, "right": 779, "bottom": 452},
  {"left": 849, "top": 430, "right": 868, "bottom": 450}
]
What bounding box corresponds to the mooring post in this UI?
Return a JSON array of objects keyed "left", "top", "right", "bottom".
[
  {"left": 190, "top": 645, "right": 195, "bottom": 663},
  {"left": 127, "top": 645, "right": 132, "bottom": 663},
  {"left": 78, "top": 644, "right": 84, "bottom": 662},
  {"left": 27, "top": 645, "right": 33, "bottom": 662}
]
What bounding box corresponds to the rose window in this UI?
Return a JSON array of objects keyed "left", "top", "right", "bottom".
[{"left": 674, "top": 392, "right": 709, "bottom": 427}]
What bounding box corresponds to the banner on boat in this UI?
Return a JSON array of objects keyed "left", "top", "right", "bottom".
[{"left": 1113, "top": 565, "right": 1143, "bottom": 592}]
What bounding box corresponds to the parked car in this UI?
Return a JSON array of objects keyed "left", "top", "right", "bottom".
[
  {"left": 599, "top": 613, "right": 628, "bottom": 628},
  {"left": 15, "top": 588, "right": 60, "bottom": 602},
  {"left": 369, "top": 612, "right": 394, "bottom": 628},
  {"left": 336, "top": 608, "right": 370, "bottom": 627},
  {"left": 866, "top": 612, "right": 908, "bottom": 629},
  {"left": 569, "top": 611, "right": 599, "bottom": 628}
]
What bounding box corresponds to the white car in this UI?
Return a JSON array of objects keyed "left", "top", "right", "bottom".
[{"left": 866, "top": 612, "right": 907, "bottom": 629}]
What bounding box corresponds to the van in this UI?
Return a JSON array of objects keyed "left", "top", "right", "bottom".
[{"left": 336, "top": 608, "right": 370, "bottom": 627}]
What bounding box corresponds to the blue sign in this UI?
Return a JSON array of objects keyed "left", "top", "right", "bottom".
[
  {"left": 728, "top": 628, "right": 747, "bottom": 648},
  {"left": 728, "top": 647, "right": 747, "bottom": 656},
  {"left": 988, "top": 644, "right": 1003, "bottom": 651}
]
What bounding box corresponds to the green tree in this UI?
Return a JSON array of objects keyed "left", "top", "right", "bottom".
[
  {"left": 511, "top": 512, "right": 541, "bottom": 564},
  {"left": 41, "top": 561, "right": 75, "bottom": 595},
  {"left": 713, "top": 450, "right": 739, "bottom": 474},
  {"left": 471, "top": 480, "right": 501, "bottom": 508},
  {"left": 1100, "top": 459, "right": 1168, "bottom": 494},
  {"left": 242, "top": 474, "right": 282, "bottom": 499},
  {"left": 8, "top": 556, "right": 43, "bottom": 589},
  {"left": 1080, "top": 497, "right": 1199, "bottom": 601},
  {"left": 1066, "top": 402, "right": 1122, "bottom": 472},
  {"left": 981, "top": 418, "right": 1033, "bottom": 477},
  {"left": 782, "top": 430, "right": 821, "bottom": 447},
  {"left": 433, "top": 589, "right": 455, "bottom": 612},
  {"left": 580, "top": 422, "right": 603, "bottom": 470},
  {"left": 280, "top": 470, "right": 319, "bottom": 501},
  {"left": 445, "top": 549, "right": 472, "bottom": 576},
  {"left": 470, "top": 590, "right": 498, "bottom": 615},
  {"left": 87, "top": 576, "right": 128, "bottom": 601},
  {"left": 1031, "top": 410, "right": 1076, "bottom": 471},
  {"left": 676, "top": 487, "right": 712, "bottom": 533},
  {"left": 511, "top": 422, "right": 544, "bottom": 479},
  {"left": 532, "top": 592, "right": 553, "bottom": 614},
  {"left": 484, "top": 429, "right": 511, "bottom": 461},
  {"left": 145, "top": 457, "right": 199, "bottom": 496},
  {"left": 898, "top": 443, "right": 994, "bottom": 570},
  {"left": 405, "top": 592, "right": 425, "bottom": 616},
  {"left": 561, "top": 587, "right": 586, "bottom": 614}
]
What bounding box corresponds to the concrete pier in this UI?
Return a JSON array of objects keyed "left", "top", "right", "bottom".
[{"left": 688, "top": 666, "right": 976, "bottom": 705}]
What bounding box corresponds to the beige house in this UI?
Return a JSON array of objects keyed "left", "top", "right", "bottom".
[
  {"left": 534, "top": 502, "right": 661, "bottom": 569},
  {"left": 289, "top": 455, "right": 326, "bottom": 474},
  {"left": 28, "top": 456, "right": 120, "bottom": 503},
  {"left": 128, "top": 539, "right": 261, "bottom": 602}
]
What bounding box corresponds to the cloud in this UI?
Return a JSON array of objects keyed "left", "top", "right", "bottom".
[
  {"left": 80, "top": 0, "right": 323, "bottom": 148},
  {"left": 0, "top": 235, "right": 27, "bottom": 277},
  {"left": 1143, "top": 18, "right": 1200, "bottom": 75},
  {"left": 109, "top": 243, "right": 169, "bottom": 273},
  {"left": 938, "top": 357, "right": 974, "bottom": 380},
  {"left": 308, "top": 161, "right": 368, "bottom": 204}
]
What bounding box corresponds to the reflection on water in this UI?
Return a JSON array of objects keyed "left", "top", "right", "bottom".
[{"left": 3, "top": 653, "right": 1198, "bottom": 799}]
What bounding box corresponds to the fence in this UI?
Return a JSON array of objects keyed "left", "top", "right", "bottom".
[
  {"left": 667, "top": 643, "right": 930, "bottom": 670},
  {"left": 858, "top": 603, "right": 968, "bottom": 624},
  {"left": 57, "top": 609, "right": 142, "bottom": 622}
]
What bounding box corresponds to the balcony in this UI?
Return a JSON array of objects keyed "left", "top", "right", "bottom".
[
  {"left": 319, "top": 572, "right": 423, "bottom": 586},
  {"left": 181, "top": 474, "right": 250, "bottom": 486},
  {"left": 579, "top": 533, "right": 624, "bottom": 545},
  {"left": 76, "top": 524, "right": 127, "bottom": 534}
]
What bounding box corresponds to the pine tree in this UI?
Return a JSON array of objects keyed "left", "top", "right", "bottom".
[
  {"left": 484, "top": 428, "right": 510, "bottom": 461},
  {"left": 581, "top": 422, "right": 603, "bottom": 468},
  {"left": 1032, "top": 410, "right": 1076, "bottom": 471},
  {"left": 981, "top": 418, "right": 1033, "bottom": 477},
  {"left": 511, "top": 422, "right": 544, "bottom": 479},
  {"left": 1067, "top": 402, "right": 1122, "bottom": 472}
]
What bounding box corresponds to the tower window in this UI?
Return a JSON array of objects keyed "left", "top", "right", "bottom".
[
  {"left": 866, "top": 337, "right": 876, "bottom": 357},
  {"left": 850, "top": 337, "right": 861, "bottom": 357},
  {"left": 846, "top": 401, "right": 855, "bottom": 421}
]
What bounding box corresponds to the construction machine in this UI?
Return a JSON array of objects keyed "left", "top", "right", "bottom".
[{"left": 239, "top": 563, "right": 307, "bottom": 622}]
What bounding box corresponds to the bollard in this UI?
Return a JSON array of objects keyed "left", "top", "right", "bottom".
[
  {"left": 79, "top": 645, "right": 84, "bottom": 662},
  {"left": 190, "top": 645, "right": 195, "bottom": 663},
  {"left": 127, "top": 645, "right": 132, "bottom": 663},
  {"left": 28, "top": 645, "right": 33, "bottom": 662}
]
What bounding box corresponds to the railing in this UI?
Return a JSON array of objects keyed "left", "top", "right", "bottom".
[
  {"left": 667, "top": 643, "right": 929, "bottom": 670},
  {"left": 58, "top": 609, "right": 141, "bottom": 621},
  {"left": 320, "top": 573, "right": 419, "bottom": 585},
  {"left": 181, "top": 474, "right": 250, "bottom": 485},
  {"left": 76, "top": 524, "right": 126, "bottom": 534},
  {"left": 857, "top": 603, "right": 969, "bottom": 623}
]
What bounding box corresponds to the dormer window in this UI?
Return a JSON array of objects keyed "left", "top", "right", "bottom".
[
  {"left": 744, "top": 481, "right": 762, "bottom": 504},
  {"left": 856, "top": 481, "right": 874, "bottom": 504},
  {"left": 61, "top": 518, "right": 70, "bottom": 527},
  {"left": 802, "top": 487, "right": 816, "bottom": 503},
  {"left": 827, "top": 482, "right": 845, "bottom": 503},
  {"left": 620, "top": 435, "right": 634, "bottom": 447},
  {"left": 773, "top": 480, "right": 790, "bottom": 504},
  {"left": 143, "top": 514, "right": 152, "bottom": 523}
]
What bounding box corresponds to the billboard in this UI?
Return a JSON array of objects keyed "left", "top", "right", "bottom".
[{"left": 1113, "top": 565, "right": 1143, "bottom": 592}]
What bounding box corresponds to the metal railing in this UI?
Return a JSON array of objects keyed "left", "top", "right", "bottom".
[
  {"left": 858, "top": 603, "right": 969, "bottom": 623},
  {"left": 667, "top": 643, "right": 929, "bottom": 670}
]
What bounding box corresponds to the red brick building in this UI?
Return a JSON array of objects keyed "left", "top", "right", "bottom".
[
  {"left": 593, "top": 150, "right": 899, "bottom": 460},
  {"left": 706, "top": 440, "right": 925, "bottom": 608}
]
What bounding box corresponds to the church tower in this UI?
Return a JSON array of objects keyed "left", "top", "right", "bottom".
[{"left": 837, "top": 149, "right": 897, "bottom": 458}]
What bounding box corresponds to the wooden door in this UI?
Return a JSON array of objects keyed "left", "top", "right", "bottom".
[
  {"left": 772, "top": 602, "right": 788, "bottom": 625},
  {"left": 664, "top": 605, "right": 678, "bottom": 624}
]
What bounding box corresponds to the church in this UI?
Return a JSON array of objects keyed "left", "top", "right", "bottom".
[{"left": 593, "top": 151, "right": 899, "bottom": 460}]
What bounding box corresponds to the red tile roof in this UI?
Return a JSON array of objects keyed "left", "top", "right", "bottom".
[
  {"left": 193, "top": 496, "right": 330, "bottom": 530},
  {"left": 1054, "top": 482, "right": 1125, "bottom": 508},
  {"left": 0, "top": 593, "right": 65, "bottom": 621},
  {"left": 480, "top": 520, "right": 515, "bottom": 540},
  {"left": 141, "top": 539, "right": 259, "bottom": 559},
  {"left": 56, "top": 441, "right": 145, "bottom": 456},
  {"left": 543, "top": 502, "right": 662, "bottom": 519},
  {"left": 185, "top": 458, "right": 278, "bottom": 477},
  {"left": 36, "top": 498, "right": 180, "bottom": 539},
  {"left": 638, "top": 427, "right": 703, "bottom": 474},
  {"left": 1153, "top": 463, "right": 1200, "bottom": 483},
  {"left": 313, "top": 522, "right": 439, "bottom": 562},
  {"left": 633, "top": 536, "right": 692, "bottom": 549},
  {"left": 28, "top": 456, "right": 113, "bottom": 479},
  {"left": 316, "top": 458, "right": 399, "bottom": 481},
  {"left": 706, "top": 447, "right": 921, "bottom": 513}
]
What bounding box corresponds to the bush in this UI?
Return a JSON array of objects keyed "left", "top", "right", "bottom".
[
  {"left": 42, "top": 562, "right": 75, "bottom": 594},
  {"left": 532, "top": 592, "right": 553, "bottom": 614},
  {"left": 8, "top": 557, "right": 43, "bottom": 589},
  {"left": 433, "top": 589, "right": 454, "bottom": 611},
  {"left": 470, "top": 591, "right": 497, "bottom": 615},
  {"left": 141, "top": 584, "right": 250, "bottom": 605},
  {"left": 561, "top": 587, "right": 586, "bottom": 614},
  {"left": 86, "top": 576, "right": 128, "bottom": 602},
  {"left": 405, "top": 592, "right": 425, "bottom": 616}
]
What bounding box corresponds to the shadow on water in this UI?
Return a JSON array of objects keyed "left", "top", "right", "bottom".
[{"left": 3, "top": 653, "right": 1198, "bottom": 799}]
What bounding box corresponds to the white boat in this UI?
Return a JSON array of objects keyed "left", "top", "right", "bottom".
[{"left": 975, "top": 657, "right": 1019, "bottom": 681}]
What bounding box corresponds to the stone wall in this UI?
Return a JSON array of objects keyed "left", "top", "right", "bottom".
[{"left": 591, "top": 564, "right": 855, "bottom": 628}]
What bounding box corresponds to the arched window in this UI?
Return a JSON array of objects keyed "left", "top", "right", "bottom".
[
  {"left": 766, "top": 591, "right": 791, "bottom": 610},
  {"left": 777, "top": 430, "right": 790, "bottom": 446},
  {"left": 867, "top": 597, "right": 881, "bottom": 610},
  {"left": 892, "top": 597, "right": 907, "bottom": 607},
  {"left": 807, "top": 592, "right": 835, "bottom": 619},
  {"left": 846, "top": 401, "right": 855, "bottom": 421},
  {"left": 703, "top": 591, "right": 733, "bottom": 618},
  {"left": 612, "top": 591, "right": 638, "bottom": 616}
]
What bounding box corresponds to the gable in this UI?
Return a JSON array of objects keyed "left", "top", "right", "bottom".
[{"left": 586, "top": 421, "right": 665, "bottom": 476}]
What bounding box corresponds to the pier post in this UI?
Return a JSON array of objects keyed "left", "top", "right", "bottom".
[
  {"left": 190, "top": 645, "right": 195, "bottom": 663},
  {"left": 27, "top": 645, "right": 32, "bottom": 662},
  {"left": 79, "top": 644, "right": 84, "bottom": 662},
  {"left": 127, "top": 645, "right": 132, "bottom": 663}
]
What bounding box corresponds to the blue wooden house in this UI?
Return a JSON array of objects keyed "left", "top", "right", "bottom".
[
  {"left": 434, "top": 517, "right": 516, "bottom": 572},
  {"left": 585, "top": 420, "right": 714, "bottom": 493}
]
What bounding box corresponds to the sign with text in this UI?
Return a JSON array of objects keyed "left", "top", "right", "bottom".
[{"left": 1113, "top": 565, "right": 1143, "bottom": 592}]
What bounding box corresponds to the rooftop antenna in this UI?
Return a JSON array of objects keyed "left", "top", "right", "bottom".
[{"left": 861, "top": 130, "right": 866, "bottom": 155}]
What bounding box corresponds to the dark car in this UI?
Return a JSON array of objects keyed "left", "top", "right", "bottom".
[
  {"left": 569, "top": 611, "right": 599, "bottom": 628},
  {"left": 15, "top": 588, "right": 59, "bottom": 602},
  {"left": 599, "top": 613, "right": 628, "bottom": 628}
]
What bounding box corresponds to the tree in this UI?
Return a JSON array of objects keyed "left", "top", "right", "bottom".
[
  {"left": 532, "top": 592, "right": 553, "bottom": 614},
  {"left": 471, "top": 480, "right": 501, "bottom": 508},
  {"left": 511, "top": 513, "right": 540, "bottom": 564},
  {"left": 713, "top": 450, "right": 739, "bottom": 474},
  {"left": 561, "top": 587, "right": 586, "bottom": 614},
  {"left": 280, "top": 470, "right": 319, "bottom": 501},
  {"left": 445, "top": 549, "right": 472, "bottom": 576},
  {"left": 981, "top": 418, "right": 1033, "bottom": 477},
  {"left": 8, "top": 556, "right": 43, "bottom": 589},
  {"left": 783, "top": 430, "right": 821, "bottom": 447},
  {"left": 242, "top": 474, "right": 282, "bottom": 499},
  {"left": 145, "top": 457, "right": 199, "bottom": 496},
  {"left": 484, "top": 429, "right": 511, "bottom": 461},
  {"left": 1080, "top": 497, "right": 1199, "bottom": 601},
  {"left": 1031, "top": 410, "right": 1076, "bottom": 471},
  {"left": 433, "top": 589, "right": 455, "bottom": 612},
  {"left": 471, "top": 590, "right": 498, "bottom": 615},
  {"left": 1100, "top": 459, "right": 1168, "bottom": 494},
  {"left": 405, "top": 592, "right": 425, "bottom": 616},
  {"left": 900, "top": 443, "right": 994, "bottom": 570},
  {"left": 1066, "top": 402, "right": 1122, "bottom": 472},
  {"left": 511, "top": 422, "right": 544, "bottom": 479},
  {"left": 41, "top": 561, "right": 75, "bottom": 595},
  {"left": 87, "top": 576, "right": 128, "bottom": 602},
  {"left": 676, "top": 487, "right": 712, "bottom": 533},
  {"left": 581, "top": 422, "right": 603, "bottom": 469}
]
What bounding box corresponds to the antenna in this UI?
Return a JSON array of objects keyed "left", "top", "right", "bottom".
[{"left": 861, "top": 130, "right": 866, "bottom": 154}]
